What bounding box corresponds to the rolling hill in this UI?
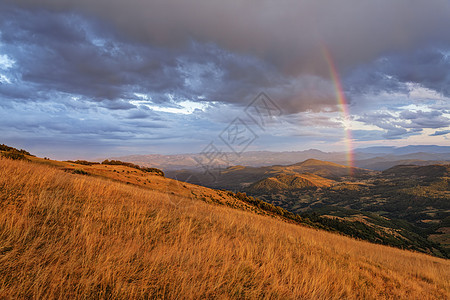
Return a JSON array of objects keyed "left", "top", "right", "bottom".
[
  {"left": 243, "top": 162, "right": 450, "bottom": 258},
  {"left": 382, "top": 164, "right": 450, "bottom": 178},
  {"left": 354, "top": 158, "right": 450, "bottom": 171},
  {"left": 287, "top": 159, "right": 370, "bottom": 178},
  {"left": 109, "top": 146, "right": 450, "bottom": 172},
  {"left": 168, "top": 158, "right": 372, "bottom": 190},
  {"left": 166, "top": 159, "right": 449, "bottom": 256},
  {"left": 0, "top": 151, "right": 449, "bottom": 298},
  {"left": 247, "top": 173, "right": 335, "bottom": 193}
]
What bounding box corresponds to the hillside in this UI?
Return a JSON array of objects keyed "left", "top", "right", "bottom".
[
  {"left": 168, "top": 159, "right": 450, "bottom": 256},
  {"left": 354, "top": 158, "right": 450, "bottom": 171},
  {"left": 168, "top": 158, "right": 372, "bottom": 190},
  {"left": 382, "top": 164, "right": 450, "bottom": 178},
  {"left": 247, "top": 173, "right": 335, "bottom": 193},
  {"left": 287, "top": 158, "right": 371, "bottom": 178},
  {"left": 1, "top": 155, "right": 450, "bottom": 298},
  {"left": 246, "top": 163, "right": 450, "bottom": 257}
]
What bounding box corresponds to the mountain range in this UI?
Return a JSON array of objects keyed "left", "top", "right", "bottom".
[{"left": 109, "top": 145, "right": 450, "bottom": 171}]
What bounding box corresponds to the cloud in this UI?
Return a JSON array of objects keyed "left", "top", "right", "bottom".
[
  {"left": 9, "top": 0, "right": 450, "bottom": 76},
  {"left": 2, "top": 1, "right": 450, "bottom": 115},
  {"left": 0, "top": 6, "right": 185, "bottom": 102},
  {"left": 346, "top": 48, "right": 450, "bottom": 99},
  {"left": 400, "top": 110, "right": 450, "bottom": 129},
  {"left": 430, "top": 130, "right": 450, "bottom": 136},
  {"left": 0, "top": 3, "right": 345, "bottom": 115},
  {"left": 357, "top": 108, "right": 450, "bottom": 140},
  {"left": 351, "top": 130, "right": 387, "bottom": 142}
]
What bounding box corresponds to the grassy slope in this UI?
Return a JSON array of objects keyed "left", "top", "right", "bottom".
[{"left": 0, "top": 157, "right": 449, "bottom": 299}]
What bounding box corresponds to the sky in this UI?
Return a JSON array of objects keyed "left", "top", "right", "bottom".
[{"left": 0, "top": 0, "right": 449, "bottom": 159}]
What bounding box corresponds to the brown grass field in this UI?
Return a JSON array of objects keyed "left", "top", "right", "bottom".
[{"left": 0, "top": 157, "right": 449, "bottom": 299}]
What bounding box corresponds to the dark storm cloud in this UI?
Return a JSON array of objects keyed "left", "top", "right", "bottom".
[
  {"left": 0, "top": 3, "right": 341, "bottom": 115},
  {"left": 10, "top": 0, "right": 450, "bottom": 75},
  {"left": 3, "top": 0, "right": 449, "bottom": 115},
  {"left": 386, "top": 49, "right": 450, "bottom": 97},
  {"left": 346, "top": 48, "right": 450, "bottom": 98},
  {"left": 0, "top": 4, "right": 187, "bottom": 102},
  {"left": 2, "top": 1, "right": 449, "bottom": 114}
]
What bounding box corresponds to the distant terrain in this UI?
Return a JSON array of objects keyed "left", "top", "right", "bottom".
[
  {"left": 109, "top": 145, "right": 450, "bottom": 257},
  {"left": 169, "top": 158, "right": 450, "bottom": 258},
  {"left": 110, "top": 145, "right": 450, "bottom": 171}
]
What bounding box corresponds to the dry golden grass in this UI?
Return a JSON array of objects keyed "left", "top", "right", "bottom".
[{"left": 0, "top": 157, "right": 449, "bottom": 299}]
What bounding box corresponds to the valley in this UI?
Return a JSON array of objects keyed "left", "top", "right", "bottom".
[{"left": 168, "top": 159, "right": 450, "bottom": 258}]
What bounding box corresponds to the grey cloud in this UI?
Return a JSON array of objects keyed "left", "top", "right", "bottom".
[
  {"left": 127, "top": 109, "right": 154, "bottom": 120},
  {"left": 345, "top": 48, "right": 450, "bottom": 98},
  {"left": 351, "top": 130, "right": 386, "bottom": 142},
  {"left": 3, "top": 1, "right": 449, "bottom": 116},
  {"left": 0, "top": 4, "right": 342, "bottom": 115},
  {"left": 383, "top": 127, "right": 410, "bottom": 140},
  {"left": 100, "top": 100, "right": 136, "bottom": 110},
  {"left": 400, "top": 110, "right": 450, "bottom": 129},
  {"left": 430, "top": 130, "right": 450, "bottom": 136},
  {"left": 0, "top": 5, "right": 187, "bottom": 102},
  {"left": 358, "top": 108, "right": 450, "bottom": 140},
  {"left": 10, "top": 0, "right": 450, "bottom": 77}
]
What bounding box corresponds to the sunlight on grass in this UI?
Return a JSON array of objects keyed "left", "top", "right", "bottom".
[{"left": 0, "top": 158, "right": 449, "bottom": 298}]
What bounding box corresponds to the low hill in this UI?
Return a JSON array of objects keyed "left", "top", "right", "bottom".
[
  {"left": 382, "top": 164, "right": 450, "bottom": 178},
  {"left": 287, "top": 158, "right": 371, "bottom": 178},
  {"left": 354, "top": 158, "right": 450, "bottom": 171},
  {"left": 169, "top": 158, "right": 372, "bottom": 190},
  {"left": 247, "top": 173, "right": 335, "bottom": 193},
  {"left": 246, "top": 161, "right": 450, "bottom": 257},
  {"left": 291, "top": 158, "right": 344, "bottom": 167}
]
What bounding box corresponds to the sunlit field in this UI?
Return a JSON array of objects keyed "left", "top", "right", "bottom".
[{"left": 0, "top": 157, "right": 448, "bottom": 299}]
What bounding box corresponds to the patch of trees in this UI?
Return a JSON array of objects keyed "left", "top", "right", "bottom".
[
  {"left": 66, "top": 160, "right": 100, "bottom": 166},
  {"left": 1, "top": 151, "right": 29, "bottom": 161},
  {"left": 0, "top": 144, "right": 32, "bottom": 156},
  {"left": 230, "top": 190, "right": 448, "bottom": 258},
  {"left": 72, "top": 169, "right": 89, "bottom": 175},
  {"left": 101, "top": 160, "right": 164, "bottom": 177}
]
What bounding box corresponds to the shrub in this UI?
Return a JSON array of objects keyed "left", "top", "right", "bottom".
[
  {"left": 72, "top": 169, "right": 89, "bottom": 175},
  {"left": 66, "top": 160, "right": 100, "bottom": 166},
  {"left": 1, "top": 151, "right": 29, "bottom": 161},
  {"left": 101, "top": 160, "right": 164, "bottom": 176},
  {"left": 0, "top": 144, "right": 32, "bottom": 156}
]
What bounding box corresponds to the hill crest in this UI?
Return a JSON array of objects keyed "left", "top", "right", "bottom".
[{"left": 248, "top": 173, "right": 335, "bottom": 193}]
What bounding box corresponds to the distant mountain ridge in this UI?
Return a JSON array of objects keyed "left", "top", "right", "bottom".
[
  {"left": 109, "top": 145, "right": 450, "bottom": 172},
  {"left": 382, "top": 164, "right": 450, "bottom": 178},
  {"left": 356, "top": 145, "right": 450, "bottom": 154},
  {"left": 168, "top": 158, "right": 372, "bottom": 190}
]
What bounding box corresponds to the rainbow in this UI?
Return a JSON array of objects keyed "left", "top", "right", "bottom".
[{"left": 321, "top": 46, "right": 354, "bottom": 175}]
